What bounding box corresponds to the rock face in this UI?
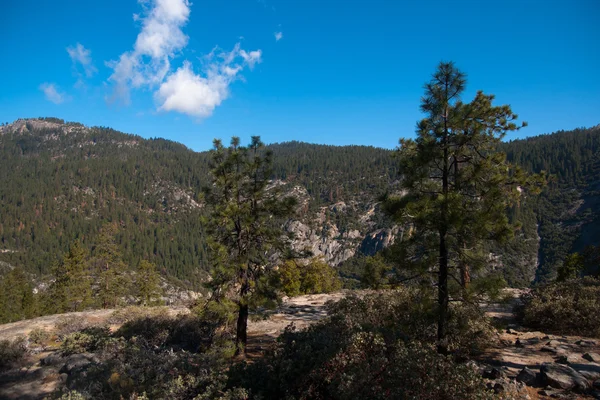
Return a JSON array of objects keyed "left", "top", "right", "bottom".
[
  {"left": 359, "top": 227, "right": 400, "bottom": 256},
  {"left": 285, "top": 198, "right": 401, "bottom": 266},
  {"left": 540, "top": 363, "right": 590, "bottom": 391}
]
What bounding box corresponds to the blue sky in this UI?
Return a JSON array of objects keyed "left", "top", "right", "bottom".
[{"left": 1, "top": 0, "right": 598, "bottom": 151}]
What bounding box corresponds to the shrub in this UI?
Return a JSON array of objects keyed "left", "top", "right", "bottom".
[
  {"left": 107, "top": 305, "right": 170, "bottom": 325},
  {"left": 55, "top": 316, "right": 90, "bottom": 339},
  {"left": 64, "top": 313, "right": 238, "bottom": 400},
  {"left": 0, "top": 336, "right": 28, "bottom": 371},
  {"left": 29, "top": 327, "right": 51, "bottom": 346},
  {"left": 516, "top": 277, "right": 600, "bottom": 337},
  {"left": 230, "top": 325, "right": 494, "bottom": 399},
  {"left": 228, "top": 290, "right": 497, "bottom": 399},
  {"left": 60, "top": 326, "right": 111, "bottom": 355},
  {"left": 275, "top": 258, "right": 342, "bottom": 297}
]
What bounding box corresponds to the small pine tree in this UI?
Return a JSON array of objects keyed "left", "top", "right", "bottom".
[
  {"left": 47, "top": 240, "right": 92, "bottom": 313},
  {"left": 136, "top": 260, "right": 163, "bottom": 306},
  {"left": 93, "top": 223, "right": 130, "bottom": 308},
  {"left": 204, "top": 136, "right": 297, "bottom": 355}
]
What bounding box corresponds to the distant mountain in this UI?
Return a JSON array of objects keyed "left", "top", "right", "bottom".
[{"left": 0, "top": 118, "right": 598, "bottom": 287}]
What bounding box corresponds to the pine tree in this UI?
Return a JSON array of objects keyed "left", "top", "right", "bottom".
[
  {"left": 384, "top": 62, "right": 544, "bottom": 353},
  {"left": 93, "top": 223, "right": 130, "bottom": 308},
  {"left": 0, "top": 267, "right": 36, "bottom": 323},
  {"left": 203, "top": 136, "right": 296, "bottom": 355},
  {"left": 46, "top": 240, "right": 92, "bottom": 313},
  {"left": 136, "top": 260, "right": 163, "bottom": 306}
]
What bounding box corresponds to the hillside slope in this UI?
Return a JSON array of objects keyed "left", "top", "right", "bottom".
[{"left": 1, "top": 118, "right": 599, "bottom": 287}]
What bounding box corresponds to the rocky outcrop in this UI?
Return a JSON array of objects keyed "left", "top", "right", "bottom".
[
  {"left": 359, "top": 227, "right": 400, "bottom": 256},
  {"left": 540, "top": 363, "right": 590, "bottom": 391}
]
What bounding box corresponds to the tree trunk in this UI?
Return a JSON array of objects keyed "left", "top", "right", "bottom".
[
  {"left": 438, "top": 102, "right": 450, "bottom": 355},
  {"left": 235, "top": 303, "right": 249, "bottom": 356},
  {"left": 437, "top": 227, "right": 449, "bottom": 354}
]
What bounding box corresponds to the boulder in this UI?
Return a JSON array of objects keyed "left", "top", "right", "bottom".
[
  {"left": 556, "top": 354, "right": 583, "bottom": 365},
  {"left": 583, "top": 353, "right": 600, "bottom": 363},
  {"left": 41, "top": 353, "right": 64, "bottom": 366},
  {"left": 541, "top": 346, "right": 558, "bottom": 354},
  {"left": 575, "top": 339, "right": 596, "bottom": 347},
  {"left": 59, "top": 353, "right": 97, "bottom": 374},
  {"left": 516, "top": 367, "right": 538, "bottom": 386},
  {"left": 482, "top": 367, "right": 503, "bottom": 380},
  {"left": 540, "top": 363, "right": 590, "bottom": 392}
]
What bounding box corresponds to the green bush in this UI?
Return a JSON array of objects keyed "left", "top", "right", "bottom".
[
  {"left": 228, "top": 290, "right": 497, "bottom": 399},
  {"left": 29, "top": 327, "right": 51, "bottom": 346},
  {"left": 0, "top": 336, "right": 28, "bottom": 371},
  {"left": 60, "top": 326, "right": 111, "bottom": 355},
  {"left": 64, "top": 313, "right": 238, "bottom": 400},
  {"left": 275, "top": 258, "right": 342, "bottom": 297},
  {"left": 516, "top": 277, "right": 600, "bottom": 337}
]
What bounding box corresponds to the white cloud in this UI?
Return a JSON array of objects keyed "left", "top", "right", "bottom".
[
  {"left": 39, "top": 83, "right": 69, "bottom": 104},
  {"left": 67, "top": 43, "right": 97, "bottom": 78},
  {"left": 156, "top": 44, "right": 262, "bottom": 118},
  {"left": 274, "top": 31, "right": 283, "bottom": 41},
  {"left": 106, "top": 0, "right": 262, "bottom": 120},
  {"left": 107, "top": 0, "right": 191, "bottom": 104}
]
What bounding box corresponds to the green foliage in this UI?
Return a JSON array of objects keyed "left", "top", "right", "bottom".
[
  {"left": 503, "top": 125, "right": 600, "bottom": 282},
  {"left": 299, "top": 257, "right": 342, "bottom": 294},
  {"left": 60, "top": 326, "right": 111, "bottom": 356},
  {"left": 56, "top": 391, "right": 87, "bottom": 400},
  {"left": 276, "top": 258, "right": 342, "bottom": 297},
  {"left": 203, "top": 136, "right": 296, "bottom": 354},
  {"left": 55, "top": 315, "right": 93, "bottom": 339},
  {"left": 62, "top": 311, "right": 238, "bottom": 399},
  {"left": 384, "top": 61, "right": 543, "bottom": 351},
  {"left": 93, "top": 223, "right": 131, "bottom": 308},
  {"left": 136, "top": 260, "right": 163, "bottom": 306},
  {"left": 46, "top": 240, "right": 92, "bottom": 313},
  {"left": 274, "top": 260, "right": 302, "bottom": 296},
  {"left": 28, "top": 327, "right": 51, "bottom": 346},
  {"left": 516, "top": 277, "right": 600, "bottom": 337},
  {"left": 360, "top": 254, "right": 392, "bottom": 289},
  {"left": 229, "top": 291, "right": 496, "bottom": 399},
  {"left": 557, "top": 252, "right": 585, "bottom": 282},
  {"left": 0, "top": 336, "right": 28, "bottom": 371},
  {"left": 0, "top": 267, "right": 37, "bottom": 323}
]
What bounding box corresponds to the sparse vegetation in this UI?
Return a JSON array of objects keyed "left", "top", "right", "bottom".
[
  {"left": 0, "top": 336, "right": 28, "bottom": 371},
  {"left": 516, "top": 277, "right": 600, "bottom": 337},
  {"left": 28, "top": 327, "right": 51, "bottom": 346}
]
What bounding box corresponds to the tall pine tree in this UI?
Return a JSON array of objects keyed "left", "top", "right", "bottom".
[{"left": 385, "top": 62, "right": 544, "bottom": 353}]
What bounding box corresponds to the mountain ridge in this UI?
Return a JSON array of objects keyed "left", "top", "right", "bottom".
[{"left": 1, "top": 117, "right": 599, "bottom": 288}]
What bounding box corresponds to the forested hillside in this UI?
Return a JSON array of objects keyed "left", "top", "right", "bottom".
[
  {"left": 0, "top": 119, "right": 397, "bottom": 287},
  {"left": 0, "top": 118, "right": 599, "bottom": 288},
  {"left": 502, "top": 125, "right": 600, "bottom": 282}
]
